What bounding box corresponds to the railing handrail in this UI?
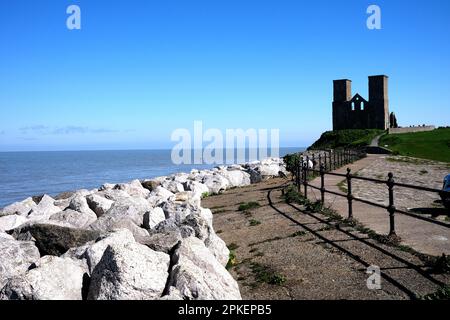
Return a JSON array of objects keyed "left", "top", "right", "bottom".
[{"left": 289, "top": 148, "right": 450, "bottom": 238}]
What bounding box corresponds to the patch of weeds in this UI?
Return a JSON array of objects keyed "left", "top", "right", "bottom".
[
  {"left": 445, "top": 216, "right": 450, "bottom": 222},
  {"left": 201, "top": 192, "right": 210, "bottom": 199},
  {"left": 250, "top": 263, "right": 286, "bottom": 285},
  {"left": 283, "top": 185, "right": 308, "bottom": 204},
  {"left": 336, "top": 180, "right": 348, "bottom": 193},
  {"left": 238, "top": 202, "right": 261, "bottom": 211},
  {"left": 226, "top": 250, "right": 237, "bottom": 270},
  {"left": 291, "top": 231, "right": 307, "bottom": 237},
  {"left": 422, "top": 286, "right": 450, "bottom": 300},
  {"left": 305, "top": 201, "right": 323, "bottom": 212},
  {"left": 249, "top": 219, "right": 261, "bottom": 226},
  {"left": 227, "top": 243, "right": 239, "bottom": 251}
]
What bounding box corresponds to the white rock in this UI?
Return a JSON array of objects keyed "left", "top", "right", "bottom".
[
  {"left": 88, "top": 242, "right": 170, "bottom": 300},
  {"left": 218, "top": 169, "right": 251, "bottom": 188},
  {"left": 49, "top": 209, "right": 97, "bottom": 229},
  {"left": 27, "top": 195, "right": 61, "bottom": 221},
  {"left": 114, "top": 179, "right": 150, "bottom": 198},
  {"left": 89, "top": 216, "right": 149, "bottom": 242},
  {"left": 84, "top": 229, "right": 136, "bottom": 274},
  {"left": 0, "top": 236, "right": 40, "bottom": 289},
  {"left": 202, "top": 174, "right": 230, "bottom": 194},
  {"left": 0, "top": 256, "right": 86, "bottom": 300},
  {"left": 169, "top": 237, "right": 241, "bottom": 300},
  {"left": 0, "top": 197, "right": 37, "bottom": 217},
  {"left": 69, "top": 195, "right": 97, "bottom": 218},
  {"left": 86, "top": 194, "right": 114, "bottom": 217},
  {"left": 0, "top": 215, "right": 29, "bottom": 232},
  {"left": 161, "top": 180, "right": 185, "bottom": 194},
  {"left": 143, "top": 207, "right": 166, "bottom": 230}
]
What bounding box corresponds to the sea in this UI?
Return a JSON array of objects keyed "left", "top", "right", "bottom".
[{"left": 0, "top": 147, "right": 304, "bottom": 208}]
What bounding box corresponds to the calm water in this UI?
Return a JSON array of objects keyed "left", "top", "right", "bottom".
[{"left": 0, "top": 148, "right": 304, "bottom": 208}]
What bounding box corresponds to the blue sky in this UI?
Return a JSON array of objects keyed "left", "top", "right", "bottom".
[{"left": 0, "top": 0, "right": 449, "bottom": 151}]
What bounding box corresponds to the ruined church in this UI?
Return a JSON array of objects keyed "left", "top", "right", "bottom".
[{"left": 332, "top": 75, "right": 392, "bottom": 130}]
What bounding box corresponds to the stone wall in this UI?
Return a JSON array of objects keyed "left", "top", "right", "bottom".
[{"left": 388, "top": 126, "right": 435, "bottom": 134}]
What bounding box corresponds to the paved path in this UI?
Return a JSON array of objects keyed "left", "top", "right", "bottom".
[
  {"left": 370, "top": 134, "right": 383, "bottom": 147},
  {"left": 308, "top": 155, "right": 450, "bottom": 256},
  {"left": 203, "top": 178, "right": 449, "bottom": 300}
]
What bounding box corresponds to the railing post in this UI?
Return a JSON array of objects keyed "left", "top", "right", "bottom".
[
  {"left": 303, "top": 162, "right": 308, "bottom": 199},
  {"left": 320, "top": 164, "right": 325, "bottom": 204},
  {"left": 296, "top": 157, "right": 301, "bottom": 193},
  {"left": 312, "top": 154, "right": 316, "bottom": 176},
  {"left": 387, "top": 172, "right": 396, "bottom": 237},
  {"left": 346, "top": 168, "right": 353, "bottom": 220},
  {"left": 318, "top": 153, "right": 322, "bottom": 169},
  {"left": 333, "top": 151, "right": 336, "bottom": 170}
]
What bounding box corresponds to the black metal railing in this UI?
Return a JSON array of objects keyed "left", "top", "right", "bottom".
[{"left": 290, "top": 149, "right": 450, "bottom": 237}]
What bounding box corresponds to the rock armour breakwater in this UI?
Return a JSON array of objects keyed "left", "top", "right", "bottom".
[{"left": 0, "top": 157, "right": 287, "bottom": 300}]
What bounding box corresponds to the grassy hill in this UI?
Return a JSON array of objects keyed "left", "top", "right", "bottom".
[
  {"left": 379, "top": 128, "right": 450, "bottom": 162},
  {"left": 308, "top": 129, "right": 384, "bottom": 150}
]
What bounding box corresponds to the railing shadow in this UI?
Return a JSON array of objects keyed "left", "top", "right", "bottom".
[{"left": 266, "top": 185, "right": 446, "bottom": 300}]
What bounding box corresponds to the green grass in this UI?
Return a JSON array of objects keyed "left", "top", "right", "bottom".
[
  {"left": 250, "top": 263, "right": 286, "bottom": 285},
  {"left": 238, "top": 201, "right": 261, "bottom": 211},
  {"left": 379, "top": 128, "right": 450, "bottom": 162},
  {"left": 308, "top": 129, "right": 384, "bottom": 150},
  {"left": 336, "top": 179, "right": 348, "bottom": 193},
  {"left": 226, "top": 250, "right": 237, "bottom": 270},
  {"left": 249, "top": 219, "right": 262, "bottom": 226}
]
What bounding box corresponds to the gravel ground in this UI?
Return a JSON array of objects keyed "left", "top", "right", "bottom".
[{"left": 203, "top": 177, "right": 450, "bottom": 300}]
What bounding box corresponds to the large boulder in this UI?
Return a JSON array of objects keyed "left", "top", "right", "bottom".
[
  {"left": 10, "top": 224, "right": 101, "bottom": 256},
  {"left": 87, "top": 242, "right": 170, "bottom": 300},
  {"left": 27, "top": 195, "right": 61, "bottom": 221},
  {"left": 69, "top": 195, "right": 97, "bottom": 218},
  {"left": 202, "top": 174, "right": 230, "bottom": 194},
  {"left": 0, "top": 197, "right": 37, "bottom": 217},
  {"left": 217, "top": 169, "right": 251, "bottom": 188},
  {"left": 139, "top": 230, "right": 182, "bottom": 254},
  {"left": 0, "top": 236, "right": 40, "bottom": 288},
  {"left": 184, "top": 212, "right": 229, "bottom": 266},
  {"left": 143, "top": 207, "right": 166, "bottom": 230},
  {"left": 114, "top": 180, "right": 150, "bottom": 198},
  {"left": 0, "top": 215, "right": 29, "bottom": 232},
  {"left": 84, "top": 229, "right": 136, "bottom": 274},
  {"left": 89, "top": 216, "right": 149, "bottom": 242},
  {"left": 168, "top": 237, "right": 241, "bottom": 300},
  {"left": 103, "top": 197, "right": 152, "bottom": 226},
  {"left": 86, "top": 194, "right": 114, "bottom": 217},
  {"left": 49, "top": 209, "right": 97, "bottom": 229},
  {"left": 161, "top": 180, "right": 185, "bottom": 194},
  {"left": 0, "top": 256, "right": 86, "bottom": 300}
]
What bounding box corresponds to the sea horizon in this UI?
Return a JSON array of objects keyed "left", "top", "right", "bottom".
[{"left": 0, "top": 147, "right": 305, "bottom": 208}]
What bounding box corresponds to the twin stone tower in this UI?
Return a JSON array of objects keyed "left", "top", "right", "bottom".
[{"left": 332, "top": 75, "right": 390, "bottom": 131}]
